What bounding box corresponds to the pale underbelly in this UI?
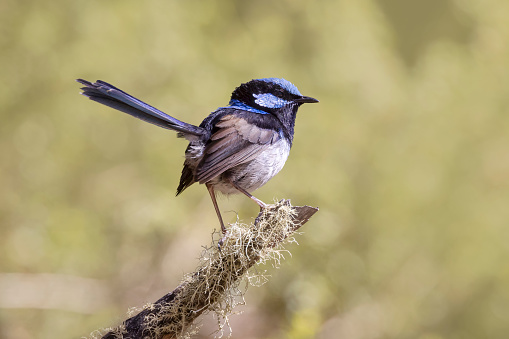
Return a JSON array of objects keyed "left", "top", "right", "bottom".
[{"left": 209, "top": 138, "right": 291, "bottom": 195}]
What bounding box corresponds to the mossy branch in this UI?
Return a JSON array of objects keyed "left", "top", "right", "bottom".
[{"left": 97, "top": 199, "right": 318, "bottom": 339}]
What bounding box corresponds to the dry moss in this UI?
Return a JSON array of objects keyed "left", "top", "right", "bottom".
[{"left": 95, "top": 200, "right": 317, "bottom": 339}]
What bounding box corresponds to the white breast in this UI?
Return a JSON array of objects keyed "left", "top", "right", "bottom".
[{"left": 211, "top": 138, "right": 291, "bottom": 195}]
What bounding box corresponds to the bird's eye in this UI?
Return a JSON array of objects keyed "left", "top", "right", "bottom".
[{"left": 253, "top": 93, "right": 290, "bottom": 109}]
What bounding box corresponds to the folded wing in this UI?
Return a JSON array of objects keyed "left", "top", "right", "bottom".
[{"left": 195, "top": 114, "right": 280, "bottom": 183}]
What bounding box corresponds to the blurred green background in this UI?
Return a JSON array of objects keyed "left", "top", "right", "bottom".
[{"left": 1, "top": 0, "right": 509, "bottom": 338}]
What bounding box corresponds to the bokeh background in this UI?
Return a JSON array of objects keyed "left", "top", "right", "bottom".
[{"left": 1, "top": 0, "right": 509, "bottom": 338}]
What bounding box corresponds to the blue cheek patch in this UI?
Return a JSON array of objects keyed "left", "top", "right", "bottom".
[{"left": 253, "top": 93, "right": 290, "bottom": 109}]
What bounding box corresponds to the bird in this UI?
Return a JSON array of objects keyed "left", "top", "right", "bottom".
[{"left": 77, "top": 77, "right": 318, "bottom": 234}]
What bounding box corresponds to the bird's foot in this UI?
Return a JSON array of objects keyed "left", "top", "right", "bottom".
[{"left": 217, "top": 230, "right": 229, "bottom": 252}]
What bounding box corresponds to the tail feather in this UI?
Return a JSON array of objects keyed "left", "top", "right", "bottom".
[{"left": 77, "top": 79, "right": 205, "bottom": 138}]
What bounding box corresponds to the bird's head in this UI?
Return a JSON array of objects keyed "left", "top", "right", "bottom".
[{"left": 229, "top": 78, "right": 318, "bottom": 116}]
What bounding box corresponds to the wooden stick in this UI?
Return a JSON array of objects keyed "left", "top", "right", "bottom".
[{"left": 100, "top": 200, "right": 318, "bottom": 339}]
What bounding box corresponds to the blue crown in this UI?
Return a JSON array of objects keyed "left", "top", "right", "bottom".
[{"left": 258, "top": 78, "right": 302, "bottom": 96}]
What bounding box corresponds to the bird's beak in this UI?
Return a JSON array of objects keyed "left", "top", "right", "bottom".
[{"left": 294, "top": 96, "right": 319, "bottom": 104}]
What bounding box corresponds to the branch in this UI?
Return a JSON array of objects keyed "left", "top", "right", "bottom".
[{"left": 98, "top": 199, "right": 318, "bottom": 339}]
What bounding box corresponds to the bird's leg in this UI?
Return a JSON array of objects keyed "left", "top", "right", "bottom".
[
  {"left": 206, "top": 183, "right": 227, "bottom": 234},
  {"left": 228, "top": 180, "right": 268, "bottom": 210}
]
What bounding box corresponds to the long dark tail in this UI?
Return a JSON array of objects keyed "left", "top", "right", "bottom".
[{"left": 77, "top": 79, "right": 205, "bottom": 138}]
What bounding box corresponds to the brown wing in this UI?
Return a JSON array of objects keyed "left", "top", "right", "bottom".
[{"left": 195, "top": 114, "right": 280, "bottom": 184}]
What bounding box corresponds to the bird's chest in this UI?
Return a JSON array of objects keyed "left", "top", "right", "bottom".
[
  {"left": 215, "top": 138, "right": 291, "bottom": 194},
  {"left": 247, "top": 138, "right": 291, "bottom": 181}
]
